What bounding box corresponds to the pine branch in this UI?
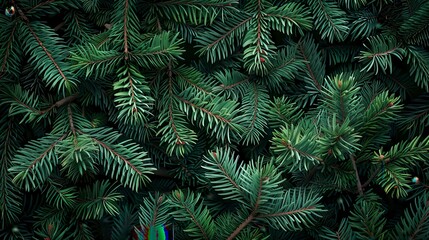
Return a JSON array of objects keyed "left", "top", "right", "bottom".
[
  {"left": 176, "top": 96, "right": 231, "bottom": 123},
  {"left": 0, "top": 117, "right": 23, "bottom": 226},
  {"left": 168, "top": 65, "right": 183, "bottom": 145},
  {"left": 21, "top": 23, "right": 72, "bottom": 90},
  {"left": 227, "top": 177, "right": 263, "bottom": 240},
  {"left": 25, "top": 0, "right": 57, "bottom": 13},
  {"left": 307, "top": 0, "right": 349, "bottom": 42},
  {"left": 0, "top": 21, "right": 18, "bottom": 75},
  {"left": 92, "top": 137, "right": 142, "bottom": 175},
  {"left": 297, "top": 39, "right": 322, "bottom": 91},
  {"left": 170, "top": 190, "right": 215, "bottom": 240},
  {"left": 9, "top": 133, "right": 67, "bottom": 191}
]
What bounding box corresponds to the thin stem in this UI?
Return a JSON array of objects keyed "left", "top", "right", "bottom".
[
  {"left": 361, "top": 165, "right": 382, "bottom": 189},
  {"left": 40, "top": 94, "right": 78, "bottom": 114},
  {"left": 351, "top": 155, "right": 363, "bottom": 195}
]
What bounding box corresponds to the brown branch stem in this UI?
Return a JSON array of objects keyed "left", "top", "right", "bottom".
[{"left": 40, "top": 94, "right": 78, "bottom": 114}]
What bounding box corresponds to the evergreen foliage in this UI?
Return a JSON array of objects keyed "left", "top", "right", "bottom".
[{"left": 1, "top": 0, "right": 429, "bottom": 239}]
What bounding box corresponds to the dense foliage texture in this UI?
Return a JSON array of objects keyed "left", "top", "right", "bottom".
[{"left": 1, "top": 0, "right": 429, "bottom": 239}]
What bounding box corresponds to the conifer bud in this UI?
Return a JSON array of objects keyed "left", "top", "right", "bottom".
[
  {"left": 212, "top": 151, "right": 217, "bottom": 159},
  {"left": 337, "top": 80, "right": 342, "bottom": 88},
  {"left": 48, "top": 224, "right": 53, "bottom": 234},
  {"left": 387, "top": 102, "right": 394, "bottom": 107},
  {"left": 5, "top": 6, "right": 15, "bottom": 17},
  {"left": 260, "top": 57, "right": 265, "bottom": 63},
  {"left": 12, "top": 226, "right": 19, "bottom": 233}
]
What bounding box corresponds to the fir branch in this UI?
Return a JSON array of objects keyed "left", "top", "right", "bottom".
[
  {"left": 28, "top": 133, "right": 67, "bottom": 170},
  {"left": 0, "top": 22, "right": 18, "bottom": 74},
  {"left": 207, "top": 17, "right": 252, "bottom": 49},
  {"left": 25, "top": 0, "right": 57, "bottom": 13},
  {"left": 22, "top": 24, "right": 70, "bottom": 86},
  {"left": 227, "top": 177, "right": 263, "bottom": 240},
  {"left": 298, "top": 42, "right": 322, "bottom": 90},
  {"left": 175, "top": 70, "right": 212, "bottom": 94},
  {"left": 168, "top": 64, "right": 183, "bottom": 144},
  {"left": 258, "top": 206, "right": 316, "bottom": 218},
  {"left": 90, "top": 136, "right": 142, "bottom": 175},
  {"left": 281, "top": 141, "right": 323, "bottom": 163},
  {"left": 176, "top": 96, "right": 231, "bottom": 123},
  {"left": 154, "top": 0, "right": 234, "bottom": 8},
  {"left": 220, "top": 78, "right": 249, "bottom": 90},
  {"left": 0, "top": 117, "right": 23, "bottom": 225}
]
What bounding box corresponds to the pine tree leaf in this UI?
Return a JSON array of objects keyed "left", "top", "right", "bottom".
[
  {"left": 139, "top": 193, "right": 172, "bottom": 228},
  {"left": 372, "top": 136, "right": 429, "bottom": 198},
  {"left": 321, "top": 218, "right": 356, "bottom": 239},
  {"left": 307, "top": 0, "right": 349, "bottom": 42},
  {"left": 63, "top": 10, "right": 95, "bottom": 44},
  {"left": 357, "top": 35, "right": 406, "bottom": 74},
  {"left": 34, "top": 223, "right": 73, "bottom": 240},
  {"left": 349, "top": 9, "right": 379, "bottom": 41},
  {"left": 132, "top": 31, "right": 184, "bottom": 68},
  {"left": 202, "top": 147, "right": 245, "bottom": 202},
  {"left": 84, "top": 127, "right": 156, "bottom": 191},
  {"left": 337, "top": 0, "right": 367, "bottom": 10},
  {"left": 212, "top": 70, "right": 249, "bottom": 100},
  {"left": 406, "top": 46, "right": 429, "bottom": 91},
  {"left": 390, "top": 191, "right": 429, "bottom": 239},
  {"left": 170, "top": 189, "right": 215, "bottom": 240},
  {"left": 75, "top": 180, "right": 124, "bottom": 220},
  {"left": 349, "top": 194, "right": 387, "bottom": 239},
  {"left": 9, "top": 134, "right": 67, "bottom": 191},
  {"left": 272, "top": 120, "right": 322, "bottom": 172},
  {"left": 267, "top": 96, "right": 304, "bottom": 129},
  {"left": 0, "top": 84, "right": 51, "bottom": 124},
  {"left": 296, "top": 35, "right": 325, "bottom": 98},
  {"left": 195, "top": 13, "right": 252, "bottom": 63},
  {"left": 399, "top": 1, "right": 429, "bottom": 47},
  {"left": 111, "top": 0, "right": 141, "bottom": 53},
  {"left": 70, "top": 44, "right": 123, "bottom": 79},
  {"left": 242, "top": 16, "right": 276, "bottom": 76},
  {"left": 111, "top": 204, "right": 138, "bottom": 240},
  {"left": 0, "top": 17, "right": 22, "bottom": 78},
  {"left": 113, "top": 64, "right": 155, "bottom": 127},
  {"left": 177, "top": 89, "right": 244, "bottom": 143},
  {"left": 265, "top": 3, "right": 313, "bottom": 35},
  {"left": 0, "top": 115, "right": 23, "bottom": 226},
  {"left": 240, "top": 84, "right": 269, "bottom": 145},
  {"left": 150, "top": 0, "right": 237, "bottom": 25},
  {"left": 45, "top": 182, "right": 78, "bottom": 209},
  {"left": 19, "top": 21, "right": 78, "bottom": 96},
  {"left": 262, "top": 45, "right": 306, "bottom": 91},
  {"left": 257, "top": 188, "right": 325, "bottom": 231},
  {"left": 399, "top": 93, "right": 429, "bottom": 138}
]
